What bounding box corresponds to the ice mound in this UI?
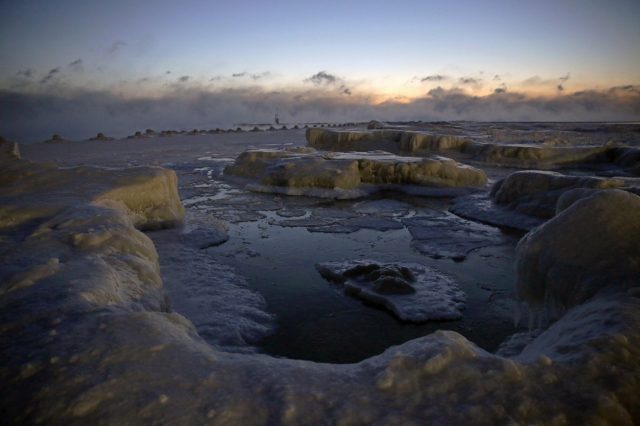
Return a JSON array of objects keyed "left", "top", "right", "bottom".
[
  {"left": 316, "top": 260, "right": 465, "bottom": 321},
  {"left": 224, "top": 147, "right": 487, "bottom": 198},
  {"left": 516, "top": 189, "right": 640, "bottom": 310},
  {"left": 0, "top": 146, "right": 184, "bottom": 230},
  {"left": 491, "top": 170, "right": 626, "bottom": 219}
]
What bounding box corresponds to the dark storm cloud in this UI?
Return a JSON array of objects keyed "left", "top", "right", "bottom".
[
  {"left": 305, "top": 71, "right": 339, "bottom": 85},
  {"left": 420, "top": 75, "right": 447, "bottom": 82},
  {"left": 1, "top": 85, "right": 638, "bottom": 143},
  {"left": 40, "top": 67, "right": 60, "bottom": 84}
]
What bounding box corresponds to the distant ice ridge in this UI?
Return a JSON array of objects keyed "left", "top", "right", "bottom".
[
  {"left": 307, "top": 127, "right": 640, "bottom": 171},
  {"left": 224, "top": 146, "right": 487, "bottom": 199},
  {"left": 2, "top": 136, "right": 640, "bottom": 424},
  {"left": 316, "top": 260, "right": 465, "bottom": 321}
]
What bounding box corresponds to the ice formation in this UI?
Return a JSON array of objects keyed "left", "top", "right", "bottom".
[
  {"left": 316, "top": 260, "right": 466, "bottom": 321},
  {"left": 224, "top": 147, "right": 487, "bottom": 198},
  {"left": 2, "top": 128, "right": 640, "bottom": 424}
]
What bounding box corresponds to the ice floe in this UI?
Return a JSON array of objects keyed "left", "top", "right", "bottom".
[{"left": 316, "top": 260, "right": 466, "bottom": 321}]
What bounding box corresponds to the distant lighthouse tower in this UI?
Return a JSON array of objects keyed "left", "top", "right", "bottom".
[{"left": 275, "top": 113, "right": 280, "bottom": 125}]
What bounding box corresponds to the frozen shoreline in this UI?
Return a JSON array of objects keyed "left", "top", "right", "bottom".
[{"left": 2, "top": 125, "right": 640, "bottom": 424}]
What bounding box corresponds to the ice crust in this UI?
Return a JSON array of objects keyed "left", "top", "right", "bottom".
[
  {"left": 2, "top": 132, "right": 640, "bottom": 424},
  {"left": 224, "top": 147, "right": 487, "bottom": 198},
  {"left": 316, "top": 260, "right": 466, "bottom": 321}
]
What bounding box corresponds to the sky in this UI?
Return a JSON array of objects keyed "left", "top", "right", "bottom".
[{"left": 1, "top": 0, "right": 639, "bottom": 141}]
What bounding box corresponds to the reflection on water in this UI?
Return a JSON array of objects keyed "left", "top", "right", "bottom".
[{"left": 206, "top": 196, "right": 522, "bottom": 363}]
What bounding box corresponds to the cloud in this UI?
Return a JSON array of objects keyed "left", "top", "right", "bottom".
[
  {"left": 232, "top": 72, "right": 247, "bottom": 78},
  {"left": 178, "top": 75, "right": 190, "bottom": 83},
  {"left": 420, "top": 75, "right": 448, "bottom": 82},
  {"left": 494, "top": 87, "right": 507, "bottom": 94},
  {"left": 559, "top": 73, "right": 571, "bottom": 82},
  {"left": 1, "top": 85, "right": 638, "bottom": 142},
  {"left": 40, "top": 67, "right": 60, "bottom": 84},
  {"left": 493, "top": 74, "right": 502, "bottom": 81},
  {"left": 68, "top": 58, "right": 83, "bottom": 72},
  {"left": 16, "top": 69, "right": 34, "bottom": 79},
  {"left": 459, "top": 77, "right": 481, "bottom": 85},
  {"left": 107, "top": 40, "right": 127, "bottom": 54},
  {"left": 305, "top": 71, "right": 339, "bottom": 86},
  {"left": 557, "top": 84, "right": 564, "bottom": 92}
]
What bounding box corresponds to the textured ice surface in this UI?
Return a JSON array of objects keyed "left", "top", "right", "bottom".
[
  {"left": 150, "top": 229, "right": 274, "bottom": 352},
  {"left": 316, "top": 260, "right": 466, "bottom": 321}
]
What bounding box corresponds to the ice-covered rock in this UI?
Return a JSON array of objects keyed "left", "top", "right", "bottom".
[
  {"left": 516, "top": 189, "right": 640, "bottom": 310},
  {"left": 0, "top": 136, "right": 20, "bottom": 160},
  {"left": 88, "top": 132, "right": 115, "bottom": 142},
  {"left": 491, "top": 170, "right": 625, "bottom": 219},
  {"left": 224, "top": 147, "right": 487, "bottom": 198},
  {"left": 316, "top": 260, "right": 466, "bottom": 321}
]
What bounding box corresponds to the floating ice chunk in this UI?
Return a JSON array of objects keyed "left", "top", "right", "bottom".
[{"left": 316, "top": 260, "right": 465, "bottom": 321}]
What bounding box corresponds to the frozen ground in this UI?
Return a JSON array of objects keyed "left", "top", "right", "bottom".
[{"left": 2, "top": 122, "right": 640, "bottom": 424}]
